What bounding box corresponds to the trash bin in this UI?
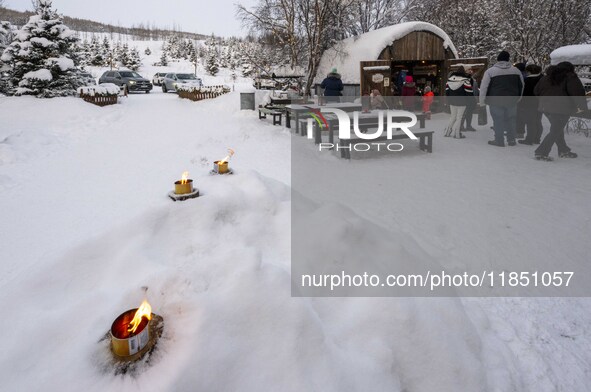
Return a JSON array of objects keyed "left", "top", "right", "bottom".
[{"left": 240, "top": 92, "right": 255, "bottom": 110}]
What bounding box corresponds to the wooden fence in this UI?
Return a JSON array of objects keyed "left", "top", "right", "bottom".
[
  {"left": 79, "top": 93, "right": 118, "bottom": 107},
  {"left": 178, "top": 85, "right": 230, "bottom": 102}
]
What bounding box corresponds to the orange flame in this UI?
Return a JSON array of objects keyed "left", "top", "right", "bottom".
[
  {"left": 128, "top": 299, "right": 152, "bottom": 334},
  {"left": 219, "top": 148, "right": 235, "bottom": 164},
  {"left": 181, "top": 171, "right": 189, "bottom": 184}
]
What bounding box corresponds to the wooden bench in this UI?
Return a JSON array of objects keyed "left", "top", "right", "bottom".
[
  {"left": 338, "top": 130, "right": 434, "bottom": 159},
  {"left": 258, "top": 107, "right": 283, "bottom": 125}
]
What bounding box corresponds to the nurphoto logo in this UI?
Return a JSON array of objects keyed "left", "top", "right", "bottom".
[{"left": 305, "top": 108, "right": 419, "bottom": 152}]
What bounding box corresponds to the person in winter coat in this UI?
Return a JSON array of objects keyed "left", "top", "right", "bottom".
[
  {"left": 479, "top": 50, "right": 524, "bottom": 146},
  {"left": 401, "top": 75, "right": 416, "bottom": 111},
  {"left": 445, "top": 67, "right": 473, "bottom": 138},
  {"left": 461, "top": 67, "right": 478, "bottom": 132},
  {"left": 422, "top": 86, "right": 435, "bottom": 118},
  {"left": 514, "top": 63, "right": 528, "bottom": 137},
  {"left": 533, "top": 61, "right": 587, "bottom": 161},
  {"left": 370, "top": 89, "right": 387, "bottom": 110},
  {"left": 518, "top": 64, "right": 544, "bottom": 145},
  {"left": 320, "top": 68, "right": 343, "bottom": 102}
]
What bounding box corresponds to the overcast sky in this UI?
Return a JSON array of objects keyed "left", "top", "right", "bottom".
[{"left": 4, "top": 0, "right": 257, "bottom": 37}]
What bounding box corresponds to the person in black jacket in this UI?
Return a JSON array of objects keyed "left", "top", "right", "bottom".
[
  {"left": 320, "top": 68, "right": 344, "bottom": 102},
  {"left": 518, "top": 64, "right": 544, "bottom": 145},
  {"left": 533, "top": 61, "right": 587, "bottom": 161},
  {"left": 461, "top": 67, "right": 478, "bottom": 132}
]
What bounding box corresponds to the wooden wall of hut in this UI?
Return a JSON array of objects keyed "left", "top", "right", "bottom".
[
  {"left": 378, "top": 31, "right": 455, "bottom": 62},
  {"left": 358, "top": 31, "right": 457, "bottom": 97}
]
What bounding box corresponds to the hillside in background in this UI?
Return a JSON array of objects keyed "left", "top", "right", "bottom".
[{"left": 0, "top": 6, "right": 207, "bottom": 41}]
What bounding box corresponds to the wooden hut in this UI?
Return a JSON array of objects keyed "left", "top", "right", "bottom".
[{"left": 315, "top": 22, "right": 486, "bottom": 98}]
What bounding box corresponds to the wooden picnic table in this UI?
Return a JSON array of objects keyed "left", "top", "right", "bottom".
[
  {"left": 285, "top": 102, "right": 362, "bottom": 133},
  {"left": 308, "top": 111, "right": 426, "bottom": 146},
  {"left": 270, "top": 96, "right": 312, "bottom": 106}
]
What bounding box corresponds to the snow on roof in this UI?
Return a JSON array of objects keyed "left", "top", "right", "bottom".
[
  {"left": 363, "top": 65, "right": 391, "bottom": 71},
  {"left": 550, "top": 44, "right": 591, "bottom": 65},
  {"left": 315, "top": 21, "right": 458, "bottom": 84}
]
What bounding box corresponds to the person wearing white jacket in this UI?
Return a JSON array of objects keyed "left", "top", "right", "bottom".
[{"left": 445, "top": 67, "right": 473, "bottom": 139}]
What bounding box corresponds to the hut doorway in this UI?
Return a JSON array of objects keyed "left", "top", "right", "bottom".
[{"left": 361, "top": 60, "right": 445, "bottom": 97}]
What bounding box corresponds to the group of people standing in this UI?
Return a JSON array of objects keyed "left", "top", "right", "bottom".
[
  {"left": 446, "top": 50, "right": 588, "bottom": 161},
  {"left": 319, "top": 50, "right": 588, "bottom": 162}
]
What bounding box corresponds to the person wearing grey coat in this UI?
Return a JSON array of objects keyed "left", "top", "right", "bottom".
[{"left": 479, "top": 51, "right": 524, "bottom": 146}]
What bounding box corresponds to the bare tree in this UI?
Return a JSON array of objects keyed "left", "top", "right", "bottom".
[{"left": 237, "top": 0, "right": 358, "bottom": 95}]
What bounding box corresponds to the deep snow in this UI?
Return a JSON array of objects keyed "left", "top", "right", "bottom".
[{"left": 1, "top": 89, "right": 591, "bottom": 391}]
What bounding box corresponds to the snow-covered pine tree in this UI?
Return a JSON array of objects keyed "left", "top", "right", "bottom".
[
  {"left": 0, "top": 0, "right": 83, "bottom": 97},
  {"left": 205, "top": 34, "right": 219, "bottom": 76},
  {"left": 113, "top": 41, "right": 122, "bottom": 63},
  {"left": 0, "top": 21, "right": 15, "bottom": 94},
  {"left": 78, "top": 39, "right": 91, "bottom": 69},
  {"left": 0, "top": 21, "right": 14, "bottom": 53},
  {"left": 160, "top": 50, "right": 168, "bottom": 66},
  {"left": 189, "top": 43, "right": 198, "bottom": 73},
  {"left": 101, "top": 36, "right": 110, "bottom": 65},
  {"left": 227, "top": 38, "right": 238, "bottom": 71},
  {"left": 118, "top": 43, "right": 130, "bottom": 67},
  {"left": 127, "top": 47, "right": 141, "bottom": 70},
  {"left": 144, "top": 47, "right": 151, "bottom": 55},
  {"left": 89, "top": 35, "right": 103, "bottom": 66}
]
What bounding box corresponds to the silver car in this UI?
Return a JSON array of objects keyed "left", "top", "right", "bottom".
[
  {"left": 161, "top": 73, "right": 202, "bottom": 93},
  {"left": 152, "top": 72, "right": 167, "bottom": 86}
]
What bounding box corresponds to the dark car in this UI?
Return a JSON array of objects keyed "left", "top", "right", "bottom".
[{"left": 98, "top": 70, "right": 152, "bottom": 93}]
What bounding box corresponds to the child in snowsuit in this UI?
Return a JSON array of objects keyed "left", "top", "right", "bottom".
[{"left": 422, "top": 86, "right": 434, "bottom": 119}]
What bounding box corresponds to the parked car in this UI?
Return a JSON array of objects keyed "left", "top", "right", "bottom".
[
  {"left": 98, "top": 70, "right": 152, "bottom": 93},
  {"left": 161, "top": 73, "right": 202, "bottom": 93},
  {"left": 152, "top": 72, "right": 167, "bottom": 86},
  {"left": 78, "top": 71, "right": 96, "bottom": 86}
]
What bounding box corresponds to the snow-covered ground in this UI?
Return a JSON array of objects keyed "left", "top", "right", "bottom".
[
  {"left": 1, "top": 35, "right": 591, "bottom": 391},
  {"left": 1, "top": 88, "right": 591, "bottom": 391}
]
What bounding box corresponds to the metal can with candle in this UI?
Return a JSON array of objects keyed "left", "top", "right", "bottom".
[
  {"left": 110, "top": 308, "right": 151, "bottom": 359},
  {"left": 174, "top": 179, "right": 193, "bottom": 195},
  {"left": 214, "top": 161, "right": 229, "bottom": 174}
]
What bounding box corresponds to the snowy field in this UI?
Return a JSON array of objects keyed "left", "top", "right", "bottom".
[
  {"left": 1, "top": 34, "right": 591, "bottom": 391},
  {"left": 1, "top": 87, "right": 591, "bottom": 391}
]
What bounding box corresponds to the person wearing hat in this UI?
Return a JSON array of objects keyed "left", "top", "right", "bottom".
[
  {"left": 320, "top": 67, "right": 344, "bottom": 103},
  {"left": 479, "top": 50, "right": 524, "bottom": 147}
]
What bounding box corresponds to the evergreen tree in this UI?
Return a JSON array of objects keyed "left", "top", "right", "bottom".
[
  {"left": 0, "top": 21, "right": 14, "bottom": 53},
  {"left": 189, "top": 43, "right": 198, "bottom": 73},
  {"left": 118, "top": 43, "right": 130, "bottom": 67},
  {"left": 127, "top": 47, "right": 141, "bottom": 70},
  {"left": 101, "top": 36, "right": 110, "bottom": 65},
  {"left": 0, "top": 0, "right": 83, "bottom": 97},
  {"left": 89, "top": 35, "right": 103, "bottom": 66},
  {"left": 160, "top": 50, "right": 168, "bottom": 66},
  {"left": 0, "top": 21, "right": 15, "bottom": 94},
  {"left": 78, "top": 39, "right": 91, "bottom": 69},
  {"left": 205, "top": 34, "right": 219, "bottom": 76}
]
